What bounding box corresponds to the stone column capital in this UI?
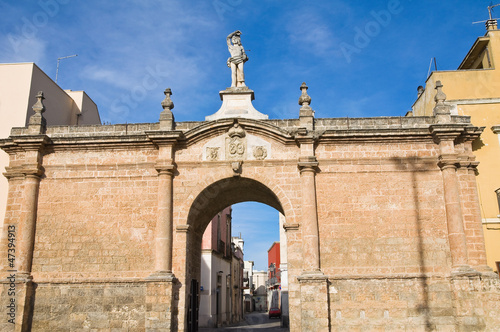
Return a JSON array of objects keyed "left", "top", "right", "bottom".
[
  {"left": 430, "top": 124, "right": 465, "bottom": 143},
  {"left": 437, "top": 156, "right": 460, "bottom": 170},
  {"left": 155, "top": 162, "right": 176, "bottom": 176},
  {"left": 25, "top": 172, "right": 44, "bottom": 180},
  {"left": 294, "top": 131, "right": 318, "bottom": 144},
  {"left": 298, "top": 157, "right": 318, "bottom": 173},
  {"left": 1, "top": 135, "right": 50, "bottom": 156},
  {"left": 458, "top": 160, "right": 479, "bottom": 170},
  {"left": 4, "top": 165, "right": 45, "bottom": 179},
  {"left": 461, "top": 126, "right": 484, "bottom": 142},
  {"left": 145, "top": 130, "right": 183, "bottom": 148}
]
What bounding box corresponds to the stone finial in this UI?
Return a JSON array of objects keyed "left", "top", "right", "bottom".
[
  {"left": 32, "top": 91, "right": 46, "bottom": 114},
  {"left": 298, "top": 82, "right": 314, "bottom": 130},
  {"left": 28, "top": 91, "right": 47, "bottom": 134},
  {"left": 160, "top": 88, "right": 175, "bottom": 130},
  {"left": 161, "top": 88, "right": 174, "bottom": 111},
  {"left": 433, "top": 80, "right": 451, "bottom": 123},
  {"left": 434, "top": 81, "right": 446, "bottom": 106},
  {"left": 298, "top": 82, "right": 312, "bottom": 110}
]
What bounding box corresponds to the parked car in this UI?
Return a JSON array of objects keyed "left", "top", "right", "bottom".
[{"left": 269, "top": 307, "right": 281, "bottom": 318}]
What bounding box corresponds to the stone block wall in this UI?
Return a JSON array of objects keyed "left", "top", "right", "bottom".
[
  {"left": 32, "top": 148, "right": 158, "bottom": 280},
  {"left": 328, "top": 276, "right": 500, "bottom": 331},
  {"left": 0, "top": 280, "right": 176, "bottom": 331}
]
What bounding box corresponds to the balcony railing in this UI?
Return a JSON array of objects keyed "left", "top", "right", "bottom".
[{"left": 265, "top": 277, "right": 279, "bottom": 287}]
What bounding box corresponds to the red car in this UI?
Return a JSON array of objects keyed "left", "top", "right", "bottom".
[{"left": 269, "top": 307, "right": 281, "bottom": 319}]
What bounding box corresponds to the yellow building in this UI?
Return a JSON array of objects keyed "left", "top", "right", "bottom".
[{"left": 410, "top": 19, "right": 500, "bottom": 274}]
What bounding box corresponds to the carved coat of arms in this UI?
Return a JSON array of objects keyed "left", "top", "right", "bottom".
[{"left": 226, "top": 122, "right": 246, "bottom": 160}]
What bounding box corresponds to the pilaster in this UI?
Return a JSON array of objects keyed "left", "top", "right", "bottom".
[
  {"left": 430, "top": 81, "right": 477, "bottom": 276},
  {"left": 295, "top": 82, "right": 322, "bottom": 275},
  {"left": 147, "top": 136, "right": 180, "bottom": 279},
  {"left": 2, "top": 138, "right": 48, "bottom": 277},
  {"left": 297, "top": 157, "right": 321, "bottom": 274},
  {"left": 147, "top": 90, "right": 183, "bottom": 279},
  {"left": 2, "top": 139, "right": 45, "bottom": 331},
  {"left": 0, "top": 92, "right": 48, "bottom": 332}
]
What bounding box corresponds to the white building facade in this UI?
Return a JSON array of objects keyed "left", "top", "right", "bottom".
[{"left": 0, "top": 63, "right": 101, "bottom": 232}]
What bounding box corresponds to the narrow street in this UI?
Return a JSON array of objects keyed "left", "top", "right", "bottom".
[{"left": 199, "top": 312, "right": 288, "bottom": 331}]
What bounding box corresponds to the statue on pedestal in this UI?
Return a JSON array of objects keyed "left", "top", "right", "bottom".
[
  {"left": 226, "top": 30, "right": 248, "bottom": 88},
  {"left": 205, "top": 30, "right": 268, "bottom": 121}
]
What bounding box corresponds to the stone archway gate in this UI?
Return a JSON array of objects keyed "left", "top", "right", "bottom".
[{"left": 1, "top": 83, "right": 499, "bottom": 331}]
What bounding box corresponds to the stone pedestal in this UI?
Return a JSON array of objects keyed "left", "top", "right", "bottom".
[
  {"left": 146, "top": 279, "right": 178, "bottom": 331},
  {"left": 1, "top": 276, "right": 34, "bottom": 332},
  {"left": 205, "top": 87, "right": 268, "bottom": 121},
  {"left": 297, "top": 274, "right": 330, "bottom": 332}
]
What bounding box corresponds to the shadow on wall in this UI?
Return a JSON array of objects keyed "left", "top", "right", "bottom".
[
  {"left": 392, "top": 156, "right": 435, "bottom": 332},
  {"left": 172, "top": 280, "right": 180, "bottom": 332},
  {"left": 472, "top": 138, "right": 485, "bottom": 153}
]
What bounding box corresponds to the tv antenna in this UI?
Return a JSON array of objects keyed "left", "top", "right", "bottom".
[
  {"left": 488, "top": 3, "right": 500, "bottom": 20},
  {"left": 472, "top": 3, "right": 500, "bottom": 24},
  {"left": 55, "top": 54, "right": 78, "bottom": 83}
]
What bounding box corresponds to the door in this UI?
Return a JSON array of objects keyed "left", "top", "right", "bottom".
[{"left": 187, "top": 279, "right": 199, "bottom": 332}]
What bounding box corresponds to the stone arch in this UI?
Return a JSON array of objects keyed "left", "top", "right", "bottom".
[
  {"left": 175, "top": 175, "right": 296, "bottom": 330},
  {"left": 187, "top": 176, "right": 284, "bottom": 233},
  {"left": 182, "top": 173, "right": 296, "bottom": 232}
]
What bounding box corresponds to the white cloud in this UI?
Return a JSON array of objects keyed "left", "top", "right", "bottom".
[
  {"left": 81, "top": 66, "right": 132, "bottom": 89},
  {"left": 0, "top": 35, "right": 47, "bottom": 64},
  {"left": 284, "top": 5, "right": 351, "bottom": 59}
]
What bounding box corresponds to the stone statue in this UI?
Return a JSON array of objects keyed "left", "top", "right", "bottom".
[{"left": 226, "top": 30, "right": 248, "bottom": 88}]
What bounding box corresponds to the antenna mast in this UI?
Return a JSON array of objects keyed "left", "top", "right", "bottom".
[
  {"left": 472, "top": 3, "right": 500, "bottom": 24},
  {"left": 488, "top": 3, "right": 500, "bottom": 20},
  {"left": 56, "top": 54, "right": 78, "bottom": 83}
]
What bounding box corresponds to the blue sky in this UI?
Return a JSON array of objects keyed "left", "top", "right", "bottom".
[
  {"left": 231, "top": 203, "right": 279, "bottom": 271},
  {"left": 0, "top": 1, "right": 497, "bottom": 270},
  {"left": 0, "top": 1, "right": 495, "bottom": 123}
]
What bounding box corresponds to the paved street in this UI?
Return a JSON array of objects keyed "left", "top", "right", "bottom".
[{"left": 199, "top": 312, "right": 288, "bottom": 331}]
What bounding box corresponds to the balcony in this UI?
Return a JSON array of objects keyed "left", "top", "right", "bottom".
[{"left": 266, "top": 277, "right": 279, "bottom": 288}]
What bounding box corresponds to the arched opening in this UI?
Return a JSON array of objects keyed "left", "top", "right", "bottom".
[
  {"left": 187, "top": 177, "right": 284, "bottom": 234},
  {"left": 183, "top": 177, "right": 290, "bottom": 331}
]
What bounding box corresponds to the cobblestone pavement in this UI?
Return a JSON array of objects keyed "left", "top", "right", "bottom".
[{"left": 199, "top": 312, "right": 289, "bottom": 331}]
